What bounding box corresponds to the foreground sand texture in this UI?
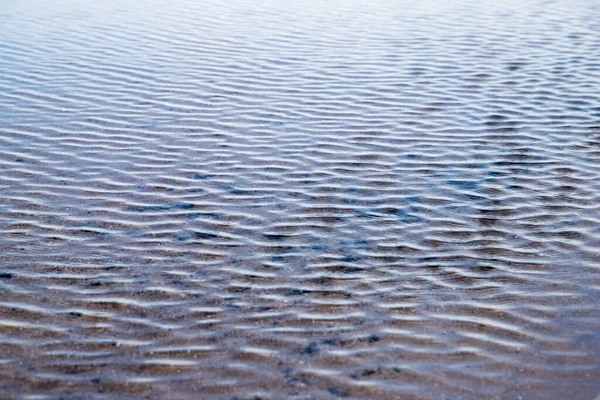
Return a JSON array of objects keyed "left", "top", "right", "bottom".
[{"left": 0, "top": 0, "right": 599, "bottom": 398}]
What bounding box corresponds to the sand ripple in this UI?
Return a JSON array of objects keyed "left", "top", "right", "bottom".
[{"left": 1, "top": 0, "right": 599, "bottom": 398}]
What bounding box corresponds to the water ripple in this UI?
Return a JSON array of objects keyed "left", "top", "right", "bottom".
[{"left": 1, "top": 0, "right": 600, "bottom": 398}]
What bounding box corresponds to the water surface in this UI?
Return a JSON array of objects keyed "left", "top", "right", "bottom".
[{"left": 1, "top": 0, "right": 599, "bottom": 398}]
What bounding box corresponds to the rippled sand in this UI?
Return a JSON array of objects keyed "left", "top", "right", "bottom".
[{"left": 1, "top": 0, "right": 599, "bottom": 398}]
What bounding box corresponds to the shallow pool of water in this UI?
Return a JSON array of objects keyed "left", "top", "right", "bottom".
[{"left": 1, "top": 0, "right": 599, "bottom": 398}]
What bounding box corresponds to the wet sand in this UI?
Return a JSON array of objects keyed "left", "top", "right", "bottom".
[{"left": 1, "top": 0, "right": 599, "bottom": 398}]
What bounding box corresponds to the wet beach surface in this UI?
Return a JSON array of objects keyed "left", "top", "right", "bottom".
[{"left": 1, "top": 0, "right": 600, "bottom": 398}]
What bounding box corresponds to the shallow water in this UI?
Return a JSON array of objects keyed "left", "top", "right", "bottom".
[{"left": 1, "top": 0, "right": 600, "bottom": 398}]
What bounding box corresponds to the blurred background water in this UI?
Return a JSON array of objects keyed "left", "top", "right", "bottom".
[{"left": 0, "top": 0, "right": 599, "bottom": 398}]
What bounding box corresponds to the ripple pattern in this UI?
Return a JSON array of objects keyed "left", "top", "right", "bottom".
[{"left": 1, "top": 0, "right": 600, "bottom": 398}]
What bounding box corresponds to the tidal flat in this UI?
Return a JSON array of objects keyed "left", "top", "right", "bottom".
[{"left": 0, "top": 0, "right": 599, "bottom": 398}]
